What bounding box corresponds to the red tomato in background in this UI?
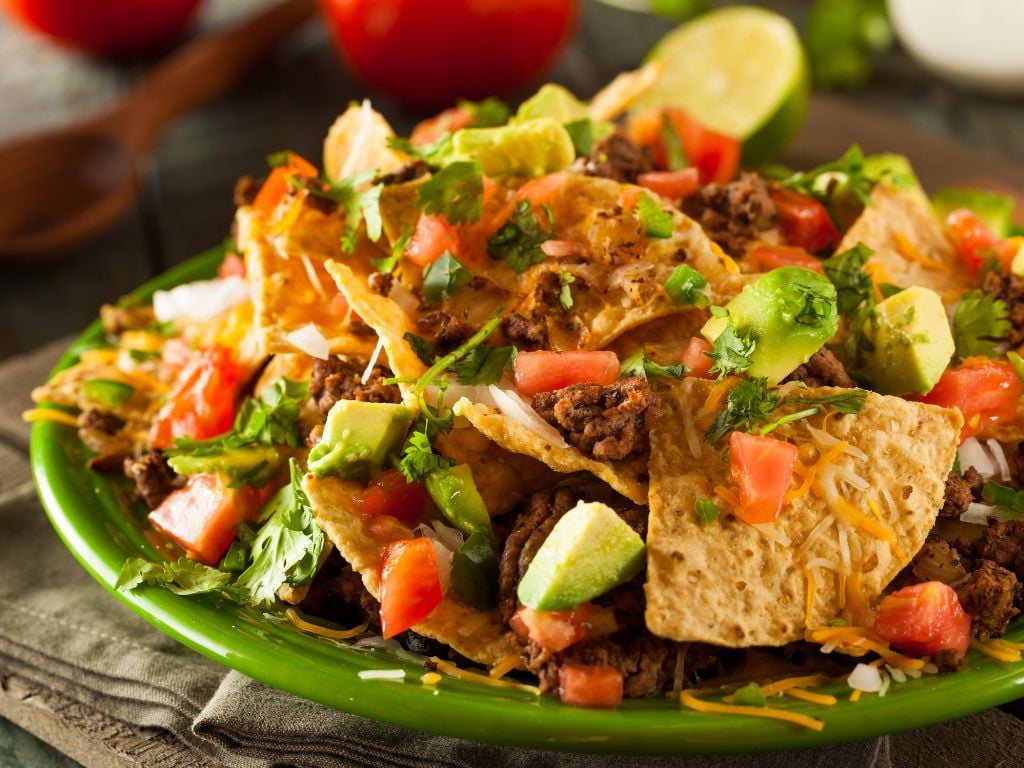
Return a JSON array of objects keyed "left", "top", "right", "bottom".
[
  {"left": 1, "top": 0, "right": 203, "bottom": 56},
  {"left": 513, "top": 350, "right": 620, "bottom": 396},
  {"left": 379, "top": 537, "right": 443, "bottom": 638},
  {"left": 874, "top": 581, "right": 972, "bottom": 658},
  {"left": 728, "top": 431, "right": 798, "bottom": 524},
  {"left": 918, "top": 358, "right": 1023, "bottom": 442},
  {"left": 319, "top": 0, "right": 580, "bottom": 108}
]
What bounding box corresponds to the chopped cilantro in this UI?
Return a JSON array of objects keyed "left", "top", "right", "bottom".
[
  {"left": 732, "top": 682, "right": 767, "bottom": 708},
  {"left": 660, "top": 113, "right": 687, "bottom": 171},
  {"left": 417, "top": 160, "right": 483, "bottom": 225},
  {"left": 706, "top": 309, "right": 756, "bottom": 380},
  {"left": 785, "top": 389, "right": 868, "bottom": 414},
  {"left": 793, "top": 282, "right": 837, "bottom": 327},
  {"left": 388, "top": 133, "right": 455, "bottom": 167},
  {"left": 404, "top": 332, "right": 437, "bottom": 366},
  {"left": 637, "top": 191, "right": 674, "bottom": 238},
  {"left": 822, "top": 243, "right": 875, "bottom": 315},
  {"left": 559, "top": 271, "right": 576, "bottom": 310},
  {"left": 620, "top": 350, "right": 687, "bottom": 381},
  {"left": 398, "top": 428, "right": 454, "bottom": 482},
  {"left": 290, "top": 170, "right": 383, "bottom": 252},
  {"left": 115, "top": 557, "right": 231, "bottom": 596},
  {"left": 453, "top": 344, "right": 516, "bottom": 386},
  {"left": 82, "top": 379, "right": 135, "bottom": 407},
  {"left": 422, "top": 251, "right": 471, "bottom": 303},
  {"left": 664, "top": 264, "right": 709, "bottom": 306},
  {"left": 372, "top": 228, "right": 411, "bottom": 274},
  {"left": 695, "top": 499, "right": 720, "bottom": 525},
  {"left": 487, "top": 200, "right": 553, "bottom": 273},
  {"left": 781, "top": 144, "right": 873, "bottom": 205},
  {"left": 952, "top": 290, "right": 1009, "bottom": 361},
  {"left": 460, "top": 97, "right": 511, "bottom": 128}
]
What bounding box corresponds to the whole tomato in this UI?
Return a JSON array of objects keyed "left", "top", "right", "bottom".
[
  {"left": 1, "top": 0, "right": 204, "bottom": 57},
  {"left": 319, "top": 0, "right": 580, "bottom": 109}
]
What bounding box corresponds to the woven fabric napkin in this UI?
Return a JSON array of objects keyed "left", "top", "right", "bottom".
[{"left": 2, "top": 341, "right": 1024, "bottom": 768}]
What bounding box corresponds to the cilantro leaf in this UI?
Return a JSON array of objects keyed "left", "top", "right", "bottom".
[
  {"left": 785, "top": 389, "right": 868, "bottom": 415},
  {"left": 695, "top": 498, "right": 720, "bottom": 525},
  {"left": 460, "top": 97, "right": 511, "bottom": 128},
  {"left": 732, "top": 682, "right": 767, "bottom": 708},
  {"left": 620, "top": 350, "right": 687, "bottom": 381},
  {"left": 372, "top": 228, "right": 411, "bottom": 274},
  {"left": 781, "top": 144, "right": 872, "bottom": 205},
  {"left": 706, "top": 309, "right": 756, "bottom": 380},
  {"left": 664, "top": 264, "right": 709, "bottom": 306},
  {"left": 453, "top": 344, "right": 515, "bottom": 385},
  {"left": 559, "top": 271, "right": 576, "bottom": 310},
  {"left": 793, "top": 282, "right": 836, "bottom": 327},
  {"left": 116, "top": 557, "right": 231, "bottom": 596},
  {"left": 290, "top": 171, "right": 384, "bottom": 253},
  {"left": 389, "top": 133, "right": 455, "bottom": 167},
  {"left": 417, "top": 160, "right": 483, "bottom": 225},
  {"left": 487, "top": 200, "right": 553, "bottom": 273},
  {"left": 981, "top": 481, "right": 1024, "bottom": 518},
  {"left": 953, "top": 290, "right": 1009, "bottom": 361},
  {"left": 705, "top": 377, "right": 779, "bottom": 443},
  {"left": 422, "top": 251, "right": 471, "bottom": 303},
  {"left": 637, "top": 191, "right": 674, "bottom": 238},
  {"left": 398, "top": 428, "right": 454, "bottom": 482},
  {"left": 822, "top": 242, "right": 875, "bottom": 315},
  {"left": 404, "top": 332, "right": 437, "bottom": 366}
]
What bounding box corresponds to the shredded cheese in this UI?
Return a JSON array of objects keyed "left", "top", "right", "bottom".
[
  {"left": 300, "top": 254, "right": 329, "bottom": 300},
  {"left": 849, "top": 689, "right": 863, "bottom": 702},
  {"left": 489, "top": 653, "right": 524, "bottom": 679},
  {"left": 806, "top": 626, "right": 927, "bottom": 671},
  {"left": 971, "top": 638, "right": 1024, "bottom": 663},
  {"left": 697, "top": 377, "right": 740, "bottom": 431},
  {"left": 787, "top": 441, "right": 848, "bottom": 503},
  {"left": 759, "top": 674, "right": 830, "bottom": 697},
  {"left": 421, "top": 672, "right": 443, "bottom": 686},
  {"left": 714, "top": 485, "right": 740, "bottom": 512},
  {"left": 803, "top": 566, "right": 816, "bottom": 628},
  {"left": 680, "top": 690, "right": 824, "bottom": 732},
  {"left": 22, "top": 408, "right": 80, "bottom": 427},
  {"left": 709, "top": 241, "right": 741, "bottom": 275},
  {"left": 361, "top": 339, "right": 385, "bottom": 385},
  {"left": 785, "top": 688, "right": 837, "bottom": 706},
  {"left": 892, "top": 232, "right": 943, "bottom": 270},
  {"left": 429, "top": 658, "right": 540, "bottom": 695},
  {"left": 285, "top": 608, "right": 367, "bottom": 640}
]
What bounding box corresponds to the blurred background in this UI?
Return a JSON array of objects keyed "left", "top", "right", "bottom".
[{"left": 0, "top": 0, "right": 1022, "bottom": 365}]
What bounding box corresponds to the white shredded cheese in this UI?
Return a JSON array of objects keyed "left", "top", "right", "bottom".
[
  {"left": 284, "top": 323, "right": 330, "bottom": 360},
  {"left": 300, "top": 254, "right": 328, "bottom": 300},
  {"left": 987, "top": 439, "right": 1012, "bottom": 483},
  {"left": 804, "top": 557, "right": 840, "bottom": 571},
  {"left": 848, "top": 663, "right": 883, "bottom": 692},
  {"left": 683, "top": 411, "right": 702, "bottom": 460},
  {"left": 837, "top": 521, "right": 852, "bottom": 576},
  {"left": 752, "top": 523, "right": 791, "bottom": 547},
  {"left": 885, "top": 664, "right": 907, "bottom": 684},
  {"left": 361, "top": 339, "right": 385, "bottom": 385},
  {"left": 487, "top": 385, "right": 567, "bottom": 447},
  {"left": 340, "top": 99, "right": 375, "bottom": 179},
  {"left": 878, "top": 671, "right": 892, "bottom": 697},
  {"left": 152, "top": 276, "right": 249, "bottom": 324},
  {"left": 797, "top": 514, "right": 836, "bottom": 558},
  {"left": 358, "top": 669, "right": 407, "bottom": 681}
]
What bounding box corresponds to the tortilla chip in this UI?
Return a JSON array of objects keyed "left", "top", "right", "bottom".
[
  {"left": 644, "top": 378, "right": 961, "bottom": 647},
  {"left": 31, "top": 356, "right": 160, "bottom": 429},
  {"left": 587, "top": 62, "right": 662, "bottom": 123},
  {"left": 304, "top": 473, "right": 514, "bottom": 666},
  {"left": 840, "top": 184, "right": 968, "bottom": 305},
  {"left": 238, "top": 207, "right": 379, "bottom": 359},
  {"left": 323, "top": 101, "right": 408, "bottom": 181},
  {"left": 454, "top": 399, "right": 647, "bottom": 505},
  {"left": 607, "top": 310, "right": 710, "bottom": 366}
]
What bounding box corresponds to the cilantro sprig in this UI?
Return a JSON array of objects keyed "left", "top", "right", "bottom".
[
  {"left": 706, "top": 308, "right": 757, "bottom": 380},
  {"left": 289, "top": 171, "right": 383, "bottom": 253},
  {"left": 620, "top": 350, "right": 687, "bottom": 381},
  {"left": 487, "top": 200, "right": 554, "bottom": 273},
  {"left": 422, "top": 251, "right": 471, "bottom": 303},
  {"left": 952, "top": 290, "right": 1009, "bottom": 361},
  {"left": 417, "top": 160, "right": 484, "bottom": 225},
  {"left": 779, "top": 144, "right": 909, "bottom": 207}
]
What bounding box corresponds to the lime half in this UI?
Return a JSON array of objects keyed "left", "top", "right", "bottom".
[{"left": 634, "top": 6, "right": 810, "bottom": 166}]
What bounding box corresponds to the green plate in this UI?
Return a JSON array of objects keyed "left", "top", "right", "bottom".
[{"left": 30, "top": 246, "right": 1024, "bottom": 755}]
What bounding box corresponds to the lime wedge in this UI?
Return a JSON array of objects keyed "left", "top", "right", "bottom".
[{"left": 634, "top": 6, "right": 810, "bottom": 166}]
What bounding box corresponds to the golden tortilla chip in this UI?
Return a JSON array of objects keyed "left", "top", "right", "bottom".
[
  {"left": 840, "top": 184, "right": 968, "bottom": 305},
  {"left": 238, "top": 207, "right": 379, "bottom": 359},
  {"left": 587, "top": 62, "right": 662, "bottom": 123},
  {"left": 644, "top": 378, "right": 961, "bottom": 647},
  {"left": 323, "top": 101, "right": 408, "bottom": 181},
  {"left": 454, "top": 398, "right": 647, "bottom": 505},
  {"left": 607, "top": 310, "right": 710, "bottom": 366},
  {"left": 303, "top": 473, "right": 514, "bottom": 666}
]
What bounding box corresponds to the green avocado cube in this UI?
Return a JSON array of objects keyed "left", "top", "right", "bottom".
[
  {"left": 425, "top": 464, "right": 493, "bottom": 540},
  {"left": 167, "top": 444, "right": 280, "bottom": 479},
  {"left": 931, "top": 187, "right": 1014, "bottom": 238},
  {"left": 307, "top": 400, "right": 412, "bottom": 480},
  {"left": 451, "top": 118, "right": 576, "bottom": 179},
  {"left": 862, "top": 285, "right": 954, "bottom": 396},
  {"left": 517, "top": 500, "right": 646, "bottom": 611},
  {"left": 702, "top": 266, "right": 839, "bottom": 385},
  {"left": 513, "top": 83, "right": 588, "bottom": 125}
]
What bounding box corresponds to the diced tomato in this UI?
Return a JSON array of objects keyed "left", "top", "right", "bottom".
[
  {"left": 636, "top": 168, "right": 700, "bottom": 200},
  {"left": 150, "top": 346, "right": 243, "bottom": 449},
  {"left": 410, "top": 105, "right": 475, "bottom": 146},
  {"left": 513, "top": 350, "right": 620, "bottom": 396},
  {"left": 510, "top": 603, "right": 617, "bottom": 652},
  {"left": 160, "top": 337, "right": 194, "bottom": 372},
  {"left": 558, "top": 663, "right": 624, "bottom": 708},
  {"left": 769, "top": 187, "right": 840, "bottom": 254},
  {"left": 663, "top": 108, "right": 740, "bottom": 184},
  {"left": 329, "top": 291, "right": 350, "bottom": 318},
  {"left": 379, "top": 537, "right": 443, "bottom": 638},
  {"left": 149, "top": 473, "right": 267, "bottom": 565},
  {"left": 681, "top": 336, "right": 714, "bottom": 379},
  {"left": 749, "top": 245, "right": 825, "bottom": 274},
  {"left": 874, "top": 581, "right": 972, "bottom": 658},
  {"left": 919, "top": 358, "right": 1023, "bottom": 442},
  {"left": 217, "top": 253, "right": 246, "bottom": 280},
  {"left": 728, "top": 432, "right": 799, "bottom": 524},
  {"left": 357, "top": 469, "right": 428, "bottom": 526},
  {"left": 405, "top": 214, "right": 461, "bottom": 267},
  {"left": 252, "top": 152, "right": 318, "bottom": 219},
  {"left": 514, "top": 171, "right": 569, "bottom": 209},
  {"left": 946, "top": 208, "right": 1000, "bottom": 271}
]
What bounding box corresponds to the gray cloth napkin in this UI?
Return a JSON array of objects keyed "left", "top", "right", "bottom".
[{"left": 2, "top": 342, "right": 1024, "bottom": 768}]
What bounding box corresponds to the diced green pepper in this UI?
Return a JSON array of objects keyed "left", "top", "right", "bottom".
[
  {"left": 82, "top": 379, "right": 135, "bottom": 407},
  {"left": 424, "top": 464, "right": 493, "bottom": 539},
  {"left": 451, "top": 531, "right": 500, "bottom": 610}
]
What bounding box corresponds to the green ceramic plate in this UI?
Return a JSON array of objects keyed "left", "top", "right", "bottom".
[{"left": 30, "top": 246, "right": 1024, "bottom": 755}]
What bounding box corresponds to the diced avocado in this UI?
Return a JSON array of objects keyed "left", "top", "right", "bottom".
[
  {"left": 701, "top": 267, "right": 839, "bottom": 385},
  {"left": 167, "top": 444, "right": 280, "bottom": 478},
  {"left": 517, "top": 500, "right": 646, "bottom": 611},
  {"left": 862, "top": 285, "right": 954, "bottom": 396},
  {"left": 451, "top": 531, "right": 500, "bottom": 610},
  {"left": 863, "top": 153, "right": 920, "bottom": 190},
  {"left": 307, "top": 401, "right": 412, "bottom": 480},
  {"left": 513, "top": 83, "right": 588, "bottom": 125},
  {"left": 451, "top": 118, "right": 575, "bottom": 179},
  {"left": 425, "top": 464, "right": 493, "bottom": 539},
  {"left": 1008, "top": 238, "right": 1024, "bottom": 277},
  {"left": 932, "top": 187, "right": 1014, "bottom": 238}
]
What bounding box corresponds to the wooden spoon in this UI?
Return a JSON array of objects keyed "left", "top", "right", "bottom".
[{"left": 0, "top": 0, "right": 317, "bottom": 266}]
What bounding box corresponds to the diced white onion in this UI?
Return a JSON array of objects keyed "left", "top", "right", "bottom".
[
  {"left": 152, "top": 276, "right": 249, "bottom": 324},
  {"left": 361, "top": 339, "right": 385, "bottom": 385},
  {"left": 428, "top": 519, "right": 466, "bottom": 552},
  {"left": 429, "top": 539, "right": 453, "bottom": 593},
  {"left": 426, "top": 385, "right": 498, "bottom": 411},
  {"left": 284, "top": 323, "right": 330, "bottom": 360},
  {"left": 357, "top": 669, "right": 406, "bottom": 681},
  {"left": 987, "top": 439, "right": 1012, "bottom": 483},
  {"left": 487, "top": 385, "right": 568, "bottom": 447},
  {"left": 961, "top": 502, "right": 997, "bottom": 525},
  {"left": 848, "top": 663, "right": 883, "bottom": 692},
  {"left": 389, "top": 280, "right": 419, "bottom": 314},
  {"left": 958, "top": 437, "right": 998, "bottom": 479}
]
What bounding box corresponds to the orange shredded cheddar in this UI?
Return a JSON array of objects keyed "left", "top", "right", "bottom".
[
  {"left": 971, "top": 638, "right": 1023, "bottom": 663},
  {"left": 849, "top": 689, "right": 863, "bottom": 703},
  {"left": 489, "top": 653, "right": 524, "bottom": 679},
  {"left": 620, "top": 186, "right": 641, "bottom": 215},
  {"left": 22, "top": 408, "right": 80, "bottom": 428},
  {"left": 421, "top": 672, "right": 443, "bottom": 686},
  {"left": 714, "top": 485, "right": 740, "bottom": 512},
  {"left": 787, "top": 441, "right": 848, "bottom": 503},
  {"left": 430, "top": 658, "right": 540, "bottom": 695},
  {"left": 680, "top": 690, "right": 824, "bottom": 732},
  {"left": 785, "top": 688, "right": 837, "bottom": 706},
  {"left": 709, "top": 241, "right": 741, "bottom": 274},
  {"left": 892, "top": 232, "right": 943, "bottom": 270},
  {"left": 845, "top": 569, "right": 869, "bottom": 627},
  {"left": 285, "top": 608, "right": 367, "bottom": 640},
  {"left": 697, "top": 377, "right": 740, "bottom": 431}
]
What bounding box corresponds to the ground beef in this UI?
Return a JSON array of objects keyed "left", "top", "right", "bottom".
[
  {"left": 782, "top": 347, "right": 856, "bottom": 388},
  {"left": 963, "top": 466, "right": 986, "bottom": 501},
  {"left": 982, "top": 269, "right": 1024, "bottom": 346},
  {"left": 501, "top": 313, "right": 548, "bottom": 351},
  {"left": 956, "top": 560, "right": 1022, "bottom": 640},
  {"left": 417, "top": 310, "right": 475, "bottom": 355},
  {"left": 300, "top": 551, "right": 381, "bottom": 631},
  {"left": 309, "top": 356, "right": 401, "bottom": 417},
  {"left": 376, "top": 160, "right": 429, "bottom": 186},
  {"left": 368, "top": 271, "right": 394, "bottom": 296},
  {"left": 683, "top": 172, "right": 776, "bottom": 257},
  {"left": 78, "top": 408, "right": 124, "bottom": 435},
  {"left": 123, "top": 452, "right": 181, "bottom": 511},
  {"left": 581, "top": 131, "right": 653, "bottom": 184},
  {"left": 532, "top": 377, "right": 652, "bottom": 461},
  {"left": 233, "top": 175, "right": 262, "bottom": 207},
  {"left": 941, "top": 471, "right": 975, "bottom": 517},
  {"left": 908, "top": 539, "right": 968, "bottom": 585},
  {"left": 100, "top": 302, "right": 155, "bottom": 335},
  {"left": 964, "top": 520, "right": 1024, "bottom": 581}
]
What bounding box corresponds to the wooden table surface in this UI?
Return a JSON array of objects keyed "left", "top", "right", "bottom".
[{"left": 4, "top": 0, "right": 1024, "bottom": 764}]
